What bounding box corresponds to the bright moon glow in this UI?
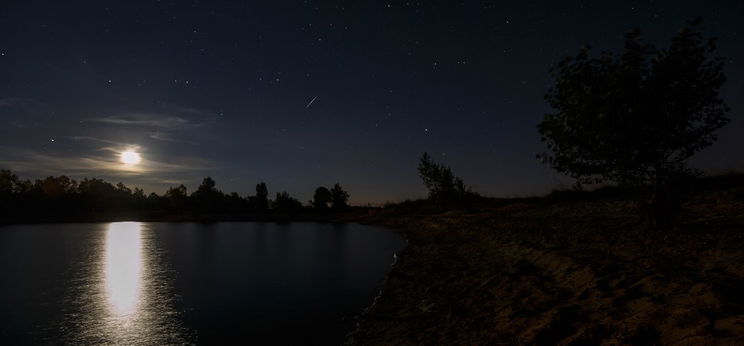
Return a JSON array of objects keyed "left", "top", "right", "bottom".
[{"left": 120, "top": 150, "right": 141, "bottom": 165}]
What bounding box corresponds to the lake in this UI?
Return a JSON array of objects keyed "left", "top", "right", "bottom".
[{"left": 0, "top": 222, "right": 406, "bottom": 344}]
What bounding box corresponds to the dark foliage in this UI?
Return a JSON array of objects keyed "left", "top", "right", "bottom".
[
  {"left": 312, "top": 186, "right": 332, "bottom": 209},
  {"left": 417, "top": 152, "right": 475, "bottom": 205},
  {"left": 272, "top": 191, "right": 303, "bottom": 212},
  {"left": 330, "top": 183, "right": 350, "bottom": 210},
  {"left": 250, "top": 182, "right": 270, "bottom": 212},
  {"left": 191, "top": 177, "right": 227, "bottom": 212},
  {"left": 164, "top": 184, "right": 189, "bottom": 211},
  {"left": 0, "top": 170, "right": 351, "bottom": 222},
  {"left": 538, "top": 19, "right": 730, "bottom": 228}
]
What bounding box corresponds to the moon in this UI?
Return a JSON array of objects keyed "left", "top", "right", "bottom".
[{"left": 120, "top": 150, "right": 141, "bottom": 165}]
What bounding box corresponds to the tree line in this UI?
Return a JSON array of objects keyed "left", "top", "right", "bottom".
[{"left": 0, "top": 171, "right": 350, "bottom": 219}]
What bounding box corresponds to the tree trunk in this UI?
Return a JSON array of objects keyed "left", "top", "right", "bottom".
[{"left": 653, "top": 175, "right": 679, "bottom": 229}]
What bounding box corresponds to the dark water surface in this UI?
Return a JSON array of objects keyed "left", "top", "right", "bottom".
[{"left": 0, "top": 222, "right": 405, "bottom": 344}]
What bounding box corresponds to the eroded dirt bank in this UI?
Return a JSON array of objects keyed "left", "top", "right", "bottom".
[{"left": 346, "top": 188, "right": 744, "bottom": 345}]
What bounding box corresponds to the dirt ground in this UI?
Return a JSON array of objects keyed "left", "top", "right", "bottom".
[{"left": 345, "top": 186, "right": 744, "bottom": 345}]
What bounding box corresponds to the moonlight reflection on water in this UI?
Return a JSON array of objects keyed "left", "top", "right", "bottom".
[
  {"left": 104, "top": 222, "right": 143, "bottom": 317},
  {"left": 84, "top": 222, "right": 192, "bottom": 344}
]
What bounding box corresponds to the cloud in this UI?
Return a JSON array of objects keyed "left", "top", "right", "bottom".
[
  {"left": 147, "top": 131, "right": 195, "bottom": 144},
  {"left": 0, "top": 146, "right": 213, "bottom": 179},
  {"left": 88, "top": 104, "right": 216, "bottom": 131},
  {"left": 154, "top": 178, "right": 190, "bottom": 185},
  {"left": 71, "top": 131, "right": 193, "bottom": 146},
  {"left": 148, "top": 131, "right": 175, "bottom": 141},
  {"left": 68, "top": 136, "right": 132, "bottom": 146},
  {"left": 89, "top": 114, "right": 205, "bottom": 129},
  {"left": 0, "top": 98, "right": 33, "bottom": 108}
]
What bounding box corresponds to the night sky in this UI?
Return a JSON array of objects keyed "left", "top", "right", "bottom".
[{"left": 1, "top": 1, "right": 742, "bottom": 204}]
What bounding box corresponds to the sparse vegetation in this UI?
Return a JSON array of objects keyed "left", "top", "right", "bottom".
[{"left": 417, "top": 152, "right": 474, "bottom": 204}]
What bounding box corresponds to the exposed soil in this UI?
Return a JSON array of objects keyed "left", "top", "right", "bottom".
[{"left": 345, "top": 186, "right": 744, "bottom": 345}]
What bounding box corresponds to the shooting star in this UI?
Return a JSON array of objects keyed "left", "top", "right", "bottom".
[{"left": 305, "top": 96, "right": 318, "bottom": 109}]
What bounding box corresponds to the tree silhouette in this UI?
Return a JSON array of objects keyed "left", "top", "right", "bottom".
[
  {"left": 272, "top": 191, "right": 303, "bottom": 212},
  {"left": 538, "top": 19, "right": 730, "bottom": 227},
  {"left": 192, "top": 177, "right": 226, "bottom": 213},
  {"left": 165, "top": 184, "right": 189, "bottom": 211},
  {"left": 312, "top": 186, "right": 332, "bottom": 209},
  {"left": 165, "top": 184, "right": 188, "bottom": 199},
  {"left": 77, "top": 178, "right": 118, "bottom": 212},
  {"left": 418, "top": 152, "right": 468, "bottom": 202},
  {"left": 0, "top": 170, "right": 19, "bottom": 195},
  {"left": 40, "top": 176, "right": 77, "bottom": 197},
  {"left": 195, "top": 177, "right": 217, "bottom": 194},
  {"left": 330, "top": 183, "right": 350, "bottom": 209},
  {"left": 250, "top": 182, "right": 269, "bottom": 211},
  {"left": 0, "top": 170, "right": 22, "bottom": 215}
]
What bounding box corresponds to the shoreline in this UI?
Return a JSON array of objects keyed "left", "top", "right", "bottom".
[
  {"left": 345, "top": 187, "right": 744, "bottom": 344},
  {"left": 0, "top": 210, "right": 374, "bottom": 226}
]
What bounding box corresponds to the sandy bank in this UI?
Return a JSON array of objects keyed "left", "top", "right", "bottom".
[{"left": 346, "top": 187, "right": 744, "bottom": 344}]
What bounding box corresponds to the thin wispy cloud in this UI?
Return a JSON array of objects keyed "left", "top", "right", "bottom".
[
  {"left": 0, "top": 146, "right": 213, "bottom": 179},
  {"left": 147, "top": 131, "right": 195, "bottom": 144},
  {"left": 148, "top": 131, "right": 175, "bottom": 141},
  {"left": 81, "top": 104, "right": 224, "bottom": 146},
  {"left": 0, "top": 97, "right": 39, "bottom": 108},
  {"left": 89, "top": 114, "right": 205, "bottom": 130},
  {"left": 88, "top": 104, "right": 217, "bottom": 131},
  {"left": 68, "top": 136, "right": 133, "bottom": 146}
]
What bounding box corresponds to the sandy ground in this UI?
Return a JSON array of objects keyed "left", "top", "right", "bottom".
[{"left": 345, "top": 187, "right": 744, "bottom": 345}]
